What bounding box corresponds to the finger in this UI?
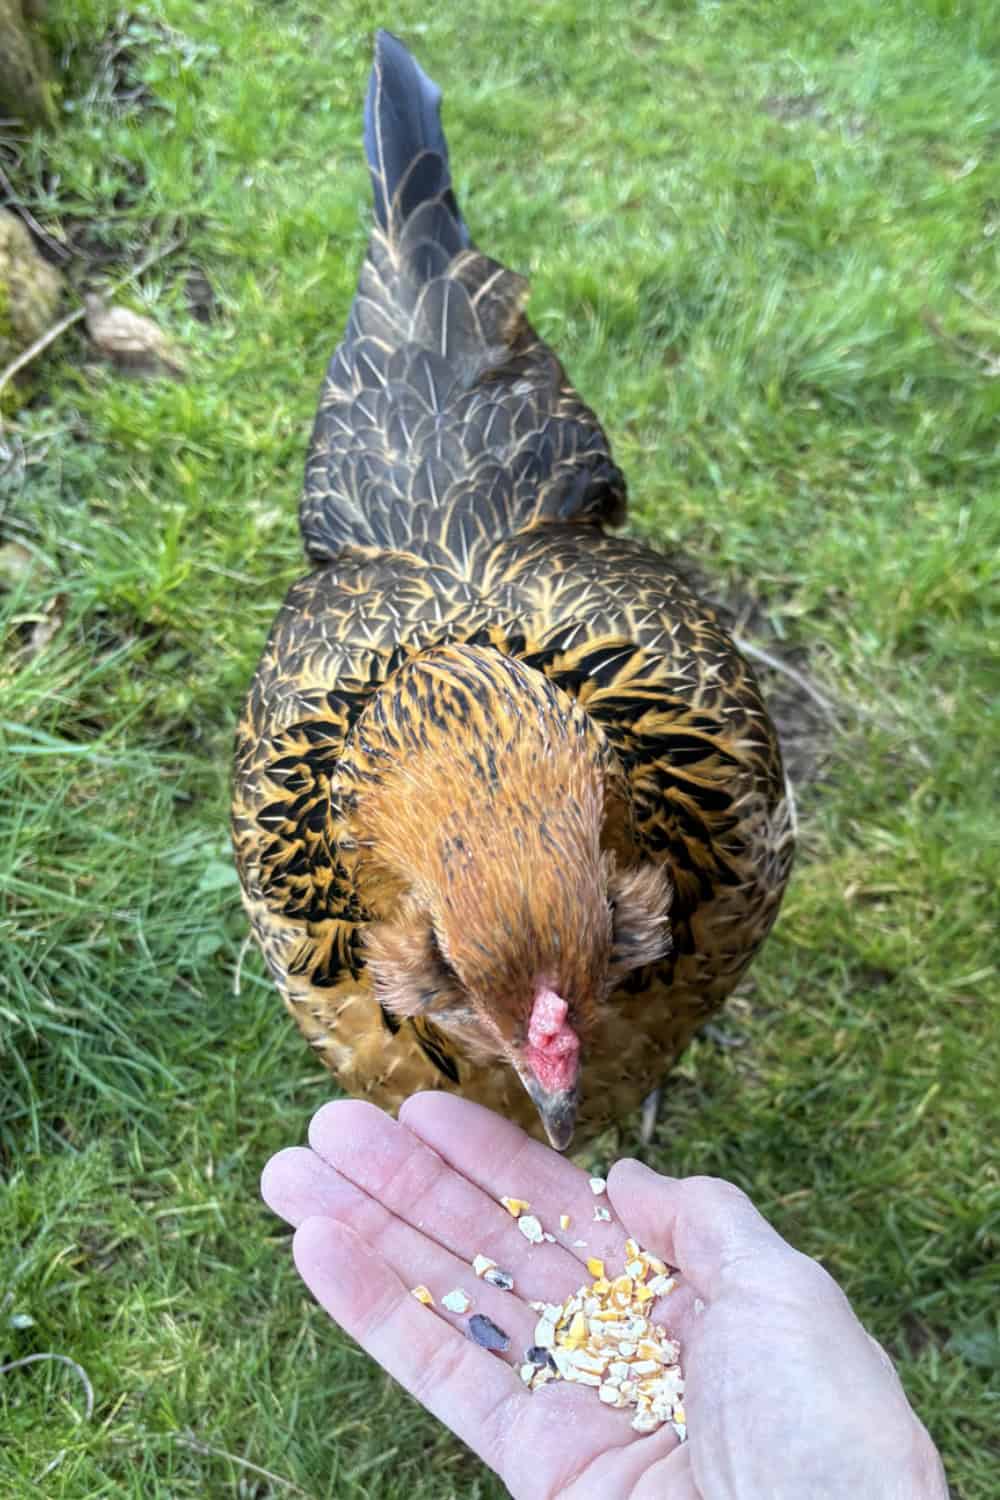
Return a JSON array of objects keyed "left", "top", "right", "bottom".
[
  {"left": 625, "top": 1439, "right": 698, "bottom": 1500},
  {"left": 547, "top": 1425, "right": 683, "bottom": 1500},
  {"left": 261, "top": 1146, "right": 337, "bottom": 1226},
  {"left": 399, "top": 1092, "right": 631, "bottom": 1267},
  {"left": 292, "top": 1216, "right": 534, "bottom": 1484},
  {"left": 607, "top": 1161, "right": 797, "bottom": 1300},
  {"left": 614, "top": 1440, "right": 692, "bottom": 1500},
  {"left": 306, "top": 1099, "right": 615, "bottom": 1305},
  {"left": 262, "top": 1146, "right": 538, "bottom": 1357}
]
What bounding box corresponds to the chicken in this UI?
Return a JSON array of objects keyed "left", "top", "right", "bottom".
[{"left": 231, "top": 31, "right": 794, "bottom": 1150}]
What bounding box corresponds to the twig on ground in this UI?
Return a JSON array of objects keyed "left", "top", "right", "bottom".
[
  {"left": 0, "top": 1352, "right": 95, "bottom": 1421},
  {"left": 730, "top": 633, "right": 838, "bottom": 719},
  {"left": 733, "top": 631, "right": 931, "bottom": 768},
  {"left": 0, "top": 163, "right": 72, "bottom": 261},
  {"left": 955, "top": 284, "right": 999, "bottom": 324},
  {"left": 0, "top": 307, "right": 88, "bottom": 397},
  {"left": 232, "top": 931, "right": 253, "bottom": 997},
  {"left": 0, "top": 233, "right": 185, "bottom": 410},
  {"left": 37, "top": 1449, "right": 68, "bottom": 1480},
  {"left": 174, "top": 1431, "right": 310, "bottom": 1495},
  {"left": 921, "top": 307, "right": 1000, "bottom": 376}
]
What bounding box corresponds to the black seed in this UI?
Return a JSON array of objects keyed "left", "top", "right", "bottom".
[
  {"left": 468, "top": 1314, "right": 510, "bottom": 1353},
  {"left": 525, "top": 1345, "right": 555, "bottom": 1367}
]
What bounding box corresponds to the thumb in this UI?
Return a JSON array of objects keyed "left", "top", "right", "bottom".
[{"left": 607, "top": 1161, "right": 795, "bottom": 1300}]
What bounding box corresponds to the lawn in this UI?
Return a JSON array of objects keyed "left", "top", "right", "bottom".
[{"left": 1, "top": 0, "right": 998, "bottom": 1495}]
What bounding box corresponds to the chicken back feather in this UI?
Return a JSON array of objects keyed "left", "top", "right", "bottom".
[{"left": 231, "top": 30, "right": 794, "bottom": 1149}]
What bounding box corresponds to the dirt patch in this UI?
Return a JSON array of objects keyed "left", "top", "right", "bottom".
[
  {"left": 760, "top": 91, "right": 866, "bottom": 139},
  {"left": 761, "top": 91, "right": 829, "bottom": 124},
  {"left": 184, "top": 267, "right": 218, "bottom": 323}
]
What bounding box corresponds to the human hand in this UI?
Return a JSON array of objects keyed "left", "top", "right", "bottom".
[{"left": 261, "top": 1093, "right": 948, "bottom": 1499}]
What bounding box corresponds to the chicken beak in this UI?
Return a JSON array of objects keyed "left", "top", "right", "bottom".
[{"left": 518, "top": 1071, "right": 579, "bottom": 1152}]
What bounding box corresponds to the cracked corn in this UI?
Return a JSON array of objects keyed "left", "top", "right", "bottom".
[
  {"left": 518, "top": 1240, "right": 684, "bottom": 1438},
  {"left": 412, "top": 1199, "right": 685, "bottom": 1437}
]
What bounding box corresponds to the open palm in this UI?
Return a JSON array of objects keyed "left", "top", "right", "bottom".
[{"left": 261, "top": 1093, "right": 946, "bottom": 1500}]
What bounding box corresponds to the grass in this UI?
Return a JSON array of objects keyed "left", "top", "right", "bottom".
[{"left": 1, "top": 0, "right": 997, "bottom": 1494}]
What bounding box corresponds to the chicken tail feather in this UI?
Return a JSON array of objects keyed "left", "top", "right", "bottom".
[
  {"left": 300, "top": 33, "right": 626, "bottom": 566},
  {"left": 364, "top": 29, "right": 470, "bottom": 254}
]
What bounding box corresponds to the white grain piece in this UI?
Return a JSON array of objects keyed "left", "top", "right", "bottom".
[
  {"left": 639, "top": 1371, "right": 682, "bottom": 1397},
  {"left": 590, "top": 1318, "right": 629, "bottom": 1340},
  {"left": 441, "top": 1288, "right": 472, "bottom": 1314},
  {"left": 472, "top": 1254, "right": 497, "bottom": 1278},
  {"left": 598, "top": 1382, "right": 620, "bottom": 1404},
  {"left": 532, "top": 1317, "right": 557, "bottom": 1349},
  {"left": 517, "top": 1214, "right": 544, "bottom": 1244},
  {"left": 593, "top": 1205, "right": 611, "bottom": 1222},
  {"left": 483, "top": 1267, "right": 515, "bottom": 1291},
  {"left": 572, "top": 1238, "right": 588, "bottom": 1248},
  {"left": 569, "top": 1350, "right": 608, "bottom": 1376},
  {"left": 589, "top": 1177, "right": 607, "bottom": 1195}
]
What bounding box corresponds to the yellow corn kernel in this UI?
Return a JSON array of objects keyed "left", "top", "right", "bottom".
[{"left": 565, "top": 1310, "right": 587, "bottom": 1342}]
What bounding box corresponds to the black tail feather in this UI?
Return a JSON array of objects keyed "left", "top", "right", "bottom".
[{"left": 364, "top": 30, "right": 471, "bottom": 250}]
